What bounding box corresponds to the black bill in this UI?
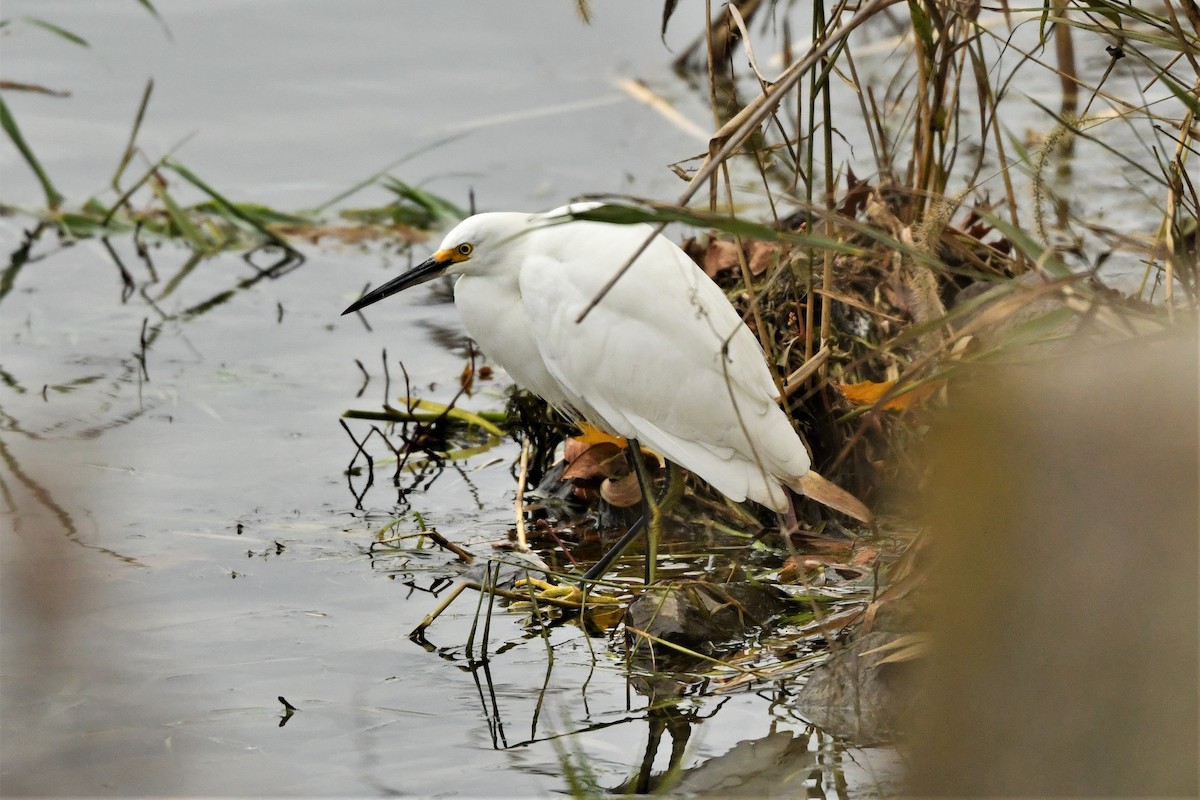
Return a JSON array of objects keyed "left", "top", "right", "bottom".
[{"left": 341, "top": 252, "right": 453, "bottom": 315}]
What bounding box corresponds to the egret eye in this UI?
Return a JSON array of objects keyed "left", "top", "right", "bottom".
[{"left": 457, "top": 243, "right": 474, "bottom": 257}]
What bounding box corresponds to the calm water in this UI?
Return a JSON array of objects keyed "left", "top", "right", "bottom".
[{"left": 1, "top": 2, "right": 1162, "bottom": 795}]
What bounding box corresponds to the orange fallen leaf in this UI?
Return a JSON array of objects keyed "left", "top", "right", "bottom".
[{"left": 837, "top": 379, "right": 938, "bottom": 411}]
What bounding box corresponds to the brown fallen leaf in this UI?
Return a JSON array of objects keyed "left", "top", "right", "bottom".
[
  {"left": 851, "top": 543, "right": 882, "bottom": 567},
  {"left": 561, "top": 441, "right": 626, "bottom": 481},
  {"left": 747, "top": 241, "right": 783, "bottom": 276},
  {"left": 795, "top": 470, "right": 872, "bottom": 523},
  {"left": 702, "top": 239, "right": 741, "bottom": 277},
  {"left": 837, "top": 166, "right": 872, "bottom": 218},
  {"left": 861, "top": 632, "right": 930, "bottom": 664},
  {"left": 780, "top": 554, "right": 871, "bottom": 584},
  {"left": 269, "top": 222, "right": 428, "bottom": 246}
]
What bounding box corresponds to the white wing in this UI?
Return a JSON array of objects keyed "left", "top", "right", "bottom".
[{"left": 518, "top": 216, "right": 810, "bottom": 511}]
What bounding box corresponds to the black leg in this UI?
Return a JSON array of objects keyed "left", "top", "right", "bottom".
[
  {"left": 579, "top": 438, "right": 663, "bottom": 585},
  {"left": 625, "top": 439, "right": 660, "bottom": 585}
]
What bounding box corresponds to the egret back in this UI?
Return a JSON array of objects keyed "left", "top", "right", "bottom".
[{"left": 516, "top": 212, "right": 811, "bottom": 511}]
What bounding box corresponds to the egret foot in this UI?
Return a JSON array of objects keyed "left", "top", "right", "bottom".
[{"left": 573, "top": 422, "right": 627, "bottom": 448}]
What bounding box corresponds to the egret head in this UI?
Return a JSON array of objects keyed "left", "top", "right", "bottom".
[{"left": 341, "top": 212, "right": 532, "bottom": 316}]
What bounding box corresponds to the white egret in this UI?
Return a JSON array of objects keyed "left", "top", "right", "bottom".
[{"left": 343, "top": 203, "right": 870, "bottom": 581}]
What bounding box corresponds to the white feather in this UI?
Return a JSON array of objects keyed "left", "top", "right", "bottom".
[{"left": 454, "top": 205, "right": 811, "bottom": 512}]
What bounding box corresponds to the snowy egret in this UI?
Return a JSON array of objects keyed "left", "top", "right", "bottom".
[{"left": 343, "top": 204, "right": 869, "bottom": 581}]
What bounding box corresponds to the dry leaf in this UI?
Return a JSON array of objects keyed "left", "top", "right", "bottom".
[
  {"left": 862, "top": 632, "right": 930, "bottom": 664},
  {"left": 747, "top": 241, "right": 782, "bottom": 275},
  {"left": 796, "top": 470, "right": 872, "bottom": 523},
  {"left": 851, "top": 544, "right": 882, "bottom": 566},
  {"left": 837, "top": 167, "right": 871, "bottom": 218},
  {"left": 562, "top": 436, "right": 589, "bottom": 464},
  {"left": 562, "top": 441, "right": 626, "bottom": 481},
  {"left": 837, "top": 379, "right": 937, "bottom": 411},
  {"left": 702, "top": 239, "right": 740, "bottom": 277}
]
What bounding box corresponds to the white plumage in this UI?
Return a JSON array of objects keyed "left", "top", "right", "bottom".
[{"left": 344, "top": 204, "right": 866, "bottom": 519}]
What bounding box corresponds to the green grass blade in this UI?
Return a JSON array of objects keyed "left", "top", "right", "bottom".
[
  {"left": 0, "top": 96, "right": 63, "bottom": 210},
  {"left": 310, "top": 134, "right": 466, "bottom": 214},
  {"left": 192, "top": 200, "right": 312, "bottom": 227},
  {"left": 102, "top": 132, "right": 194, "bottom": 225},
  {"left": 133, "top": 0, "right": 174, "bottom": 40},
  {"left": 155, "top": 249, "right": 207, "bottom": 301},
  {"left": 112, "top": 79, "right": 154, "bottom": 189},
  {"left": 974, "top": 209, "right": 1073, "bottom": 279},
  {"left": 1160, "top": 73, "right": 1200, "bottom": 118},
  {"left": 21, "top": 16, "right": 90, "bottom": 46},
  {"left": 151, "top": 176, "right": 210, "bottom": 252},
  {"left": 164, "top": 159, "right": 295, "bottom": 251},
  {"left": 564, "top": 202, "right": 862, "bottom": 256},
  {"left": 404, "top": 397, "right": 506, "bottom": 437},
  {"left": 381, "top": 177, "right": 467, "bottom": 223}
]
